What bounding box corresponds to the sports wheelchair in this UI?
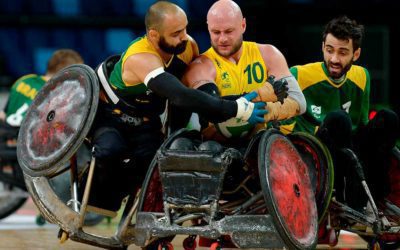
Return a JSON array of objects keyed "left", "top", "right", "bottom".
[{"left": 17, "top": 63, "right": 400, "bottom": 249}]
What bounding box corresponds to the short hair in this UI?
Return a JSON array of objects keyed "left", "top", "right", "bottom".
[
  {"left": 145, "top": 1, "right": 182, "bottom": 32},
  {"left": 323, "top": 16, "right": 364, "bottom": 51},
  {"left": 46, "top": 49, "right": 83, "bottom": 75}
]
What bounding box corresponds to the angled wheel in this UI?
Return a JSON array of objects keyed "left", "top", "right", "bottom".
[
  {"left": 0, "top": 164, "right": 28, "bottom": 219},
  {"left": 258, "top": 129, "right": 318, "bottom": 250},
  {"left": 387, "top": 147, "right": 400, "bottom": 207},
  {"left": 17, "top": 64, "right": 99, "bottom": 178},
  {"left": 15, "top": 65, "right": 126, "bottom": 248},
  {"left": 289, "top": 132, "right": 334, "bottom": 222}
]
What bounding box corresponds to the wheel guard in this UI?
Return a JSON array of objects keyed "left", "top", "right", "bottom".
[
  {"left": 17, "top": 64, "right": 99, "bottom": 177},
  {"left": 258, "top": 129, "right": 318, "bottom": 249}
]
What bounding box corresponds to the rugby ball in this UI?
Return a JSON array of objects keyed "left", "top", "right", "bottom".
[{"left": 215, "top": 117, "right": 254, "bottom": 138}]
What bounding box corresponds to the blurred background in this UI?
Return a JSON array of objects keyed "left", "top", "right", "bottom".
[{"left": 0, "top": 0, "right": 399, "bottom": 115}]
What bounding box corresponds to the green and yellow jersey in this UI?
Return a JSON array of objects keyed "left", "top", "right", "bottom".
[
  {"left": 5, "top": 74, "right": 46, "bottom": 127},
  {"left": 109, "top": 35, "right": 195, "bottom": 96},
  {"left": 203, "top": 41, "right": 268, "bottom": 97},
  {"left": 108, "top": 35, "right": 195, "bottom": 117},
  {"left": 280, "top": 62, "right": 370, "bottom": 135}
]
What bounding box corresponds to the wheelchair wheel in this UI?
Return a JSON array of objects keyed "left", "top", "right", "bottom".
[
  {"left": 17, "top": 64, "right": 99, "bottom": 178},
  {"left": 387, "top": 147, "right": 400, "bottom": 207},
  {"left": 258, "top": 129, "right": 318, "bottom": 250},
  {"left": 289, "top": 132, "right": 334, "bottom": 222},
  {"left": 137, "top": 158, "right": 163, "bottom": 214},
  {"left": 0, "top": 163, "right": 28, "bottom": 219}
]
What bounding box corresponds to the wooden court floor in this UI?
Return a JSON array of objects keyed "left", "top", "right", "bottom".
[{"left": 0, "top": 198, "right": 368, "bottom": 250}]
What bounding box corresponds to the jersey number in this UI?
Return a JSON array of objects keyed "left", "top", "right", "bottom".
[
  {"left": 342, "top": 101, "right": 351, "bottom": 113},
  {"left": 6, "top": 103, "right": 29, "bottom": 127},
  {"left": 244, "top": 62, "right": 264, "bottom": 84}
]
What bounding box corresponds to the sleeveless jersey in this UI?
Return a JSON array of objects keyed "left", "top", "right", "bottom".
[
  {"left": 280, "top": 62, "right": 370, "bottom": 135},
  {"left": 108, "top": 35, "right": 195, "bottom": 117},
  {"left": 109, "top": 35, "right": 194, "bottom": 95},
  {"left": 5, "top": 74, "right": 46, "bottom": 127},
  {"left": 203, "top": 41, "right": 268, "bottom": 97},
  {"left": 202, "top": 41, "right": 268, "bottom": 138}
]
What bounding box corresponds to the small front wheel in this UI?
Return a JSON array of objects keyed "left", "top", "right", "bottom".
[
  {"left": 158, "top": 241, "right": 173, "bottom": 250},
  {"left": 183, "top": 236, "right": 197, "bottom": 250},
  {"left": 210, "top": 242, "right": 221, "bottom": 250}
]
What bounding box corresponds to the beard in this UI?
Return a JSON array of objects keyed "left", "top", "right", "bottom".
[
  {"left": 212, "top": 36, "right": 243, "bottom": 57},
  {"left": 324, "top": 59, "right": 353, "bottom": 79},
  {"left": 159, "top": 36, "right": 188, "bottom": 55}
]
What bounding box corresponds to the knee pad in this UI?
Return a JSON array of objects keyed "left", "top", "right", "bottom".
[
  {"left": 198, "top": 140, "right": 223, "bottom": 153},
  {"left": 169, "top": 137, "right": 195, "bottom": 150},
  {"left": 317, "top": 110, "right": 352, "bottom": 149}
]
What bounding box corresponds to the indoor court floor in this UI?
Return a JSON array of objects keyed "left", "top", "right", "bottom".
[{"left": 0, "top": 198, "right": 368, "bottom": 250}]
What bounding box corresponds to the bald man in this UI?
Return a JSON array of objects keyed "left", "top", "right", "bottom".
[
  {"left": 89, "top": 1, "right": 266, "bottom": 212},
  {"left": 183, "top": 0, "right": 306, "bottom": 140}
]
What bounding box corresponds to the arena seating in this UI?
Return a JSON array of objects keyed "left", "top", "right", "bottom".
[{"left": 0, "top": 0, "right": 210, "bottom": 83}]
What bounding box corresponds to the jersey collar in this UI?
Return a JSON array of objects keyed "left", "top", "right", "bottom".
[{"left": 321, "top": 62, "right": 347, "bottom": 87}]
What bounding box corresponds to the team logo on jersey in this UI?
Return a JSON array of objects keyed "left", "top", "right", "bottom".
[
  {"left": 311, "top": 105, "right": 321, "bottom": 119},
  {"left": 222, "top": 72, "right": 229, "bottom": 80},
  {"left": 221, "top": 72, "right": 231, "bottom": 88}
]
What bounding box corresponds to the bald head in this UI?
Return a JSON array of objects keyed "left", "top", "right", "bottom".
[
  {"left": 145, "top": 1, "right": 186, "bottom": 32},
  {"left": 207, "top": 0, "right": 243, "bottom": 24},
  {"left": 206, "top": 0, "right": 245, "bottom": 57}
]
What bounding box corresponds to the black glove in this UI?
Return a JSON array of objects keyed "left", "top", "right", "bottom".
[{"left": 268, "top": 75, "right": 288, "bottom": 104}]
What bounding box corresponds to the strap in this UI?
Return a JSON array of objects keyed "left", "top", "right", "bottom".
[{"left": 96, "top": 63, "right": 120, "bottom": 105}]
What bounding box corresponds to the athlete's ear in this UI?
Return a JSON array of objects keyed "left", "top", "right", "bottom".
[
  {"left": 148, "top": 29, "right": 160, "bottom": 41},
  {"left": 321, "top": 42, "right": 325, "bottom": 52},
  {"left": 242, "top": 17, "right": 246, "bottom": 33},
  {"left": 353, "top": 48, "right": 361, "bottom": 62}
]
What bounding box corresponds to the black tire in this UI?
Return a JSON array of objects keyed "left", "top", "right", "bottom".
[
  {"left": 83, "top": 212, "right": 105, "bottom": 226},
  {"left": 0, "top": 185, "right": 27, "bottom": 220},
  {"left": 0, "top": 162, "right": 28, "bottom": 219}
]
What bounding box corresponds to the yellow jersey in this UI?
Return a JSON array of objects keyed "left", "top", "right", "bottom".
[
  {"left": 110, "top": 35, "right": 195, "bottom": 95},
  {"left": 201, "top": 41, "right": 268, "bottom": 139},
  {"left": 203, "top": 41, "right": 268, "bottom": 97}
]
